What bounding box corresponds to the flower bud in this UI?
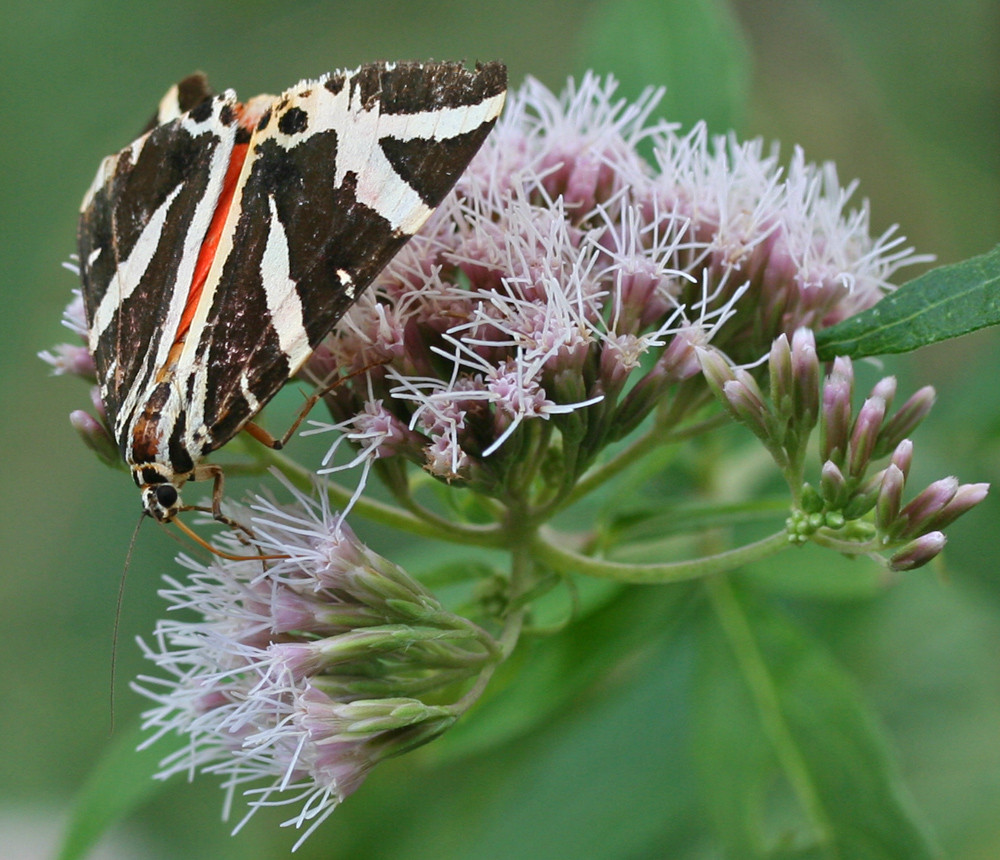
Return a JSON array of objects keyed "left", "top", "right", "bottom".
[
  {"left": 870, "top": 376, "right": 897, "bottom": 412},
  {"left": 876, "top": 464, "right": 906, "bottom": 532},
  {"left": 922, "top": 482, "right": 990, "bottom": 533},
  {"left": 821, "top": 357, "right": 854, "bottom": 467},
  {"left": 876, "top": 386, "right": 936, "bottom": 457},
  {"left": 769, "top": 332, "right": 793, "bottom": 419},
  {"left": 889, "top": 532, "right": 947, "bottom": 571},
  {"left": 824, "top": 510, "right": 846, "bottom": 530},
  {"left": 723, "top": 371, "right": 770, "bottom": 440},
  {"left": 890, "top": 439, "right": 914, "bottom": 481},
  {"left": 819, "top": 459, "right": 848, "bottom": 508},
  {"left": 848, "top": 395, "right": 887, "bottom": 478},
  {"left": 896, "top": 476, "right": 959, "bottom": 540},
  {"left": 697, "top": 346, "right": 737, "bottom": 395},
  {"left": 800, "top": 482, "right": 824, "bottom": 514},
  {"left": 70, "top": 409, "right": 119, "bottom": 467},
  {"left": 790, "top": 328, "right": 820, "bottom": 431}
]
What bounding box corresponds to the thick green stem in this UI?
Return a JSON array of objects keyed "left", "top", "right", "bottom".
[{"left": 533, "top": 528, "right": 791, "bottom": 584}]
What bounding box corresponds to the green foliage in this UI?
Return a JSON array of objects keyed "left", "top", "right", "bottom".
[
  {"left": 10, "top": 1, "right": 1000, "bottom": 859},
  {"left": 694, "top": 581, "right": 940, "bottom": 859},
  {"left": 817, "top": 246, "right": 1000, "bottom": 359},
  {"left": 576, "top": 0, "right": 751, "bottom": 133},
  {"left": 57, "top": 724, "right": 181, "bottom": 860}
]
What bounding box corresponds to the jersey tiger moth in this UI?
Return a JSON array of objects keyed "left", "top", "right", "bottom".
[{"left": 77, "top": 60, "right": 507, "bottom": 525}]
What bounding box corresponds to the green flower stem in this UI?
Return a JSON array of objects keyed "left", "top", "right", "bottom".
[
  {"left": 810, "top": 532, "right": 882, "bottom": 555},
  {"left": 262, "top": 447, "right": 508, "bottom": 547},
  {"left": 555, "top": 412, "right": 728, "bottom": 513},
  {"left": 607, "top": 498, "right": 791, "bottom": 556},
  {"left": 705, "top": 575, "right": 833, "bottom": 845},
  {"left": 389, "top": 479, "right": 501, "bottom": 542},
  {"left": 532, "top": 527, "right": 791, "bottom": 584},
  {"left": 452, "top": 607, "right": 525, "bottom": 717}
]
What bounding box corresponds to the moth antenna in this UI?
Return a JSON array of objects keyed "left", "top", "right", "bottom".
[{"left": 110, "top": 511, "right": 145, "bottom": 734}]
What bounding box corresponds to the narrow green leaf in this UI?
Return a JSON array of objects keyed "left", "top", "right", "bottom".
[
  {"left": 816, "top": 245, "right": 1000, "bottom": 360},
  {"left": 576, "top": 0, "right": 751, "bottom": 133},
  {"left": 57, "top": 721, "right": 180, "bottom": 860},
  {"left": 693, "top": 581, "right": 940, "bottom": 859}
]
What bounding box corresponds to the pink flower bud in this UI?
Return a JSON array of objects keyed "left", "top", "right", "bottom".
[
  {"left": 876, "top": 464, "right": 906, "bottom": 532},
  {"left": 897, "top": 477, "right": 960, "bottom": 539},
  {"left": 69, "top": 410, "right": 119, "bottom": 467},
  {"left": 877, "top": 386, "right": 936, "bottom": 456},
  {"left": 769, "top": 333, "right": 793, "bottom": 416},
  {"left": 924, "top": 482, "right": 990, "bottom": 533},
  {"left": 890, "top": 439, "right": 914, "bottom": 481},
  {"left": 821, "top": 358, "right": 854, "bottom": 466},
  {"left": 890, "top": 532, "right": 947, "bottom": 571},
  {"left": 870, "top": 376, "right": 897, "bottom": 411},
  {"left": 848, "top": 395, "right": 887, "bottom": 478},
  {"left": 697, "top": 346, "right": 737, "bottom": 394},
  {"left": 790, "top": 328, "right": 820, "bottom": 427}
]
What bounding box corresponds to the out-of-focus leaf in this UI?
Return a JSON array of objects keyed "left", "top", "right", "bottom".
[
  {"left": 576, "top": 0, "right": 751, "bottom": 133},
  {"left": 366, "top": 617, "right": 705, "bottom": 860},
  {"left": 433, "top": 580, "right": 700, "bottom": 762},
  {"left": 606, "top": 498, "right": 788, "bottom": 547},
  {"left": 743, "top": 542, "right": 890, "bottom": 602},
  {"left": 57, "top": 721, "right": 180, "bottom": 860},
  {"left": 693, "top": 581, "right": 940, "bottom": 859}
]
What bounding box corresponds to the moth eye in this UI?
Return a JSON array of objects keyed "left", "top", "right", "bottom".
[{"left": 155, "top": 484, "right": 179, "bottom": 509}]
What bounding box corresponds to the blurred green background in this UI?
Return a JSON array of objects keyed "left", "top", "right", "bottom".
[{"left": 2, "top": 0, "right": 997, "bottom": 857}]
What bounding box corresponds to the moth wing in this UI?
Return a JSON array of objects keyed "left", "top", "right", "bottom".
[
  {"left": 187, "top": 61, "right": 507, "bottom": 450},
  {"left": 78, "top": 89, "right": 240, "bottom": 441},
  {"left": 141, "top": 73, "right": 215, "bottom": 132}
]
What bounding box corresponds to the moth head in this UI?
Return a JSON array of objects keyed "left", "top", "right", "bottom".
[{"left": 132, "top": 464, "right": 184, "bottom": 522}]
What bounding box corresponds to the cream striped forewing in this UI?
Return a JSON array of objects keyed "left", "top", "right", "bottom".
[{"left": 78, "top": 61, "right": 506, "bottom": 500}]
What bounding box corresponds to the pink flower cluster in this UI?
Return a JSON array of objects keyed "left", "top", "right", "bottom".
[{"left": 303, "top": 73, "right": 926, "bottom": 497}]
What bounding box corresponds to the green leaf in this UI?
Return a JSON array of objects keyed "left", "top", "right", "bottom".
[
  {"left": 816, "top": 245, "right": 1000, "bottom": 360},
  {"left": 607, "top": 498, "right": 789, "bottom": 546},
  {"left": 693, "top": 580, "right": 940, "bottom": 859},
  {"left": 576, "top": 0, "right": 751, "bottom": 134},
  {"left": 57, "top": 721, "right": 180, "bottom": 860},
  {"left": 744, "top": 543, "right": 889, "bottom": 603},
  {"left": 433, "top": 580, "right": 699, "bottom": 762},
  {"left": 363, "top": 620, "right": 703, "bottom": 860}
]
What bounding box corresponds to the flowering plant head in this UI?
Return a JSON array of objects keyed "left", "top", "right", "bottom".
[
  {"left": 302, "top": 73, "right": 924, "bottom": 507},
  {"left": 134, "top": 479, "right": 495, "bottom": 848},
  {"left": 44, "top": 72, "right": 988, "bottom": 848}
]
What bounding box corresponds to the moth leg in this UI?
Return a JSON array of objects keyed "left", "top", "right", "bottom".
[
  {"left": 243, "top": 387, "right": 328, "bottom": 451},
  {"left": 244, "top": 363, "right": 384, "bottom": 450},
  {"left": 181, "top": 463, "right": 258, "bottom": 546},
  {"left": 189, "top": 463, "right": 236, "bottom": 524}
]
